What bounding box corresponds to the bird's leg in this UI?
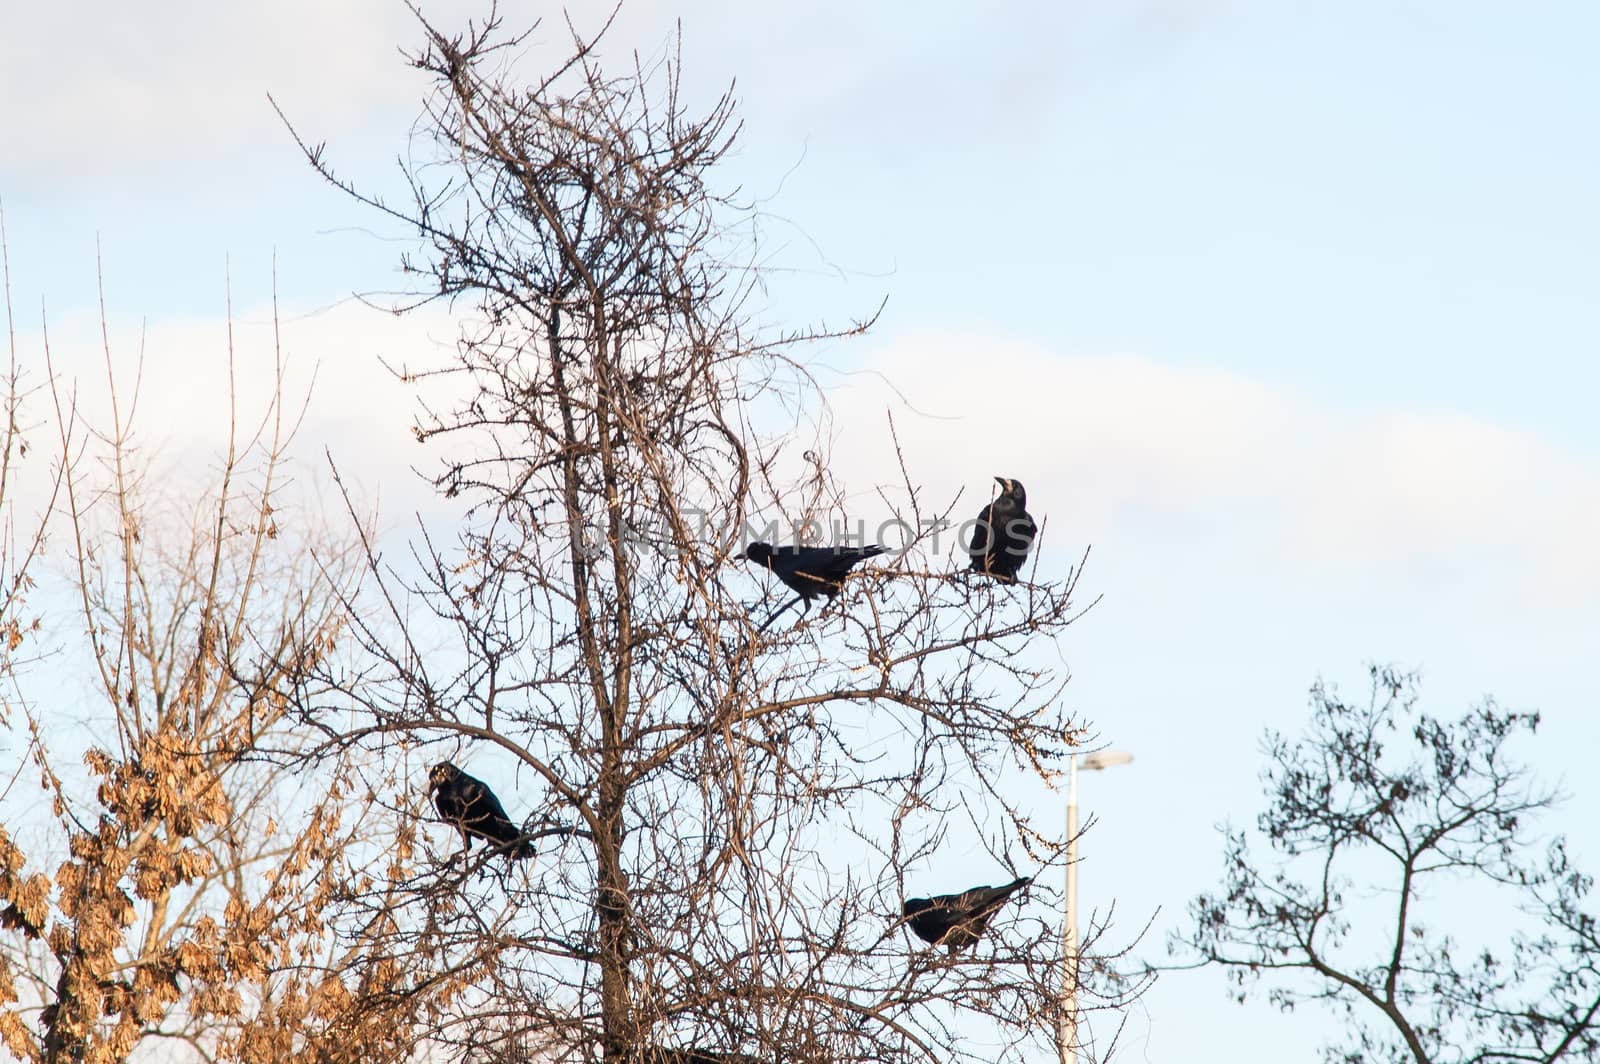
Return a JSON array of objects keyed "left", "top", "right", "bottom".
[{"left": 756, "top": 594, "right": 804, "bottom": 634}]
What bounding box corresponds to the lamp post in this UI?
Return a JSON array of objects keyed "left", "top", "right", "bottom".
[{"left": 1059, "top": 748, "right": 1134, "bottom": 1064}]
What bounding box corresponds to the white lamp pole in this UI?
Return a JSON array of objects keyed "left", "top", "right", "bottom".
[{"left": 1060, "top": 748, "right": 1133, "bottom": 1064}]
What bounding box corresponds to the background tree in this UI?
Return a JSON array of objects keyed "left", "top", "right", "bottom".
[
  {"left": 0, "top": 246, "right": 455, "bottom": 1062},
  {"left": 1174, "top": 665, "right": 1600, "bottom": 1064},
  {"left": 281, "top": 7, "right": 1141, "bottom": 1063}
]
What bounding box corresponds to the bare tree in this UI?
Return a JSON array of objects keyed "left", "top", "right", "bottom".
[
  {"left": 278, "top": 7, "right": 1142, "bottom": 1064},
  {"left": 1174, "top": 665, "right": 1600, "bottom": 1064},
  {"left": 0, "top": 244, "right": 451, "bottom": 1062}
]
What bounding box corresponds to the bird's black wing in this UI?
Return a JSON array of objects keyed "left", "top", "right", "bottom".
[
  {"left": 998, "top": 510, "right": 1037, "bottom": 567},
  {"left": 974, "top": 497, "right": 1035, "bottom": 578},
  {"left": 968, "top": 501, "right": 996, "bottom": 563},
  {"left": 770, "top": 546, "right": 853, "bottom": 598},
  {"left": 940, "top": 876, "right": 1030, "bottom": 940},
  {"left": 961, "top": 877, "right": 1031, "bottom": 918},
  {"left": 780, "top": 547, "right": 840, "bottom": 595},
  {"left": 460, "top": 776, "right": 521, "bottom": 846},
  {"left": 915, "top": 878, "right": 1030, "bottom": 946},
  {"left": 904, "top": 900, "right": 958, "bottom": 945},
  {"left": 808, "top": 544, "right": 888, "bottom": 584},
  {"left": 435, "top": 772, "right": 521, "bottom": 848}
]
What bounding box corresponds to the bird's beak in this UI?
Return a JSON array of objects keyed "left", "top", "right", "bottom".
[{"left": 993, "top": 476, "right": 1008, "bottom": 491}]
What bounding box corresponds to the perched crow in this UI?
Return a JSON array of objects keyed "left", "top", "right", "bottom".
[
  {"left": 743, "top": 542, "right": 889, "bottom": 602},
  {"left": 743, "top": 541, "right": 888, "bottom": 628},
  {"left": 903, "top": 877, "right": 1031, "bottom": 951},
  {"left": 968, "top": 476, "right": 1036, "bottom": 582},
  {"left": 427, "top": 762, "right": 534, "bottom": 860}
]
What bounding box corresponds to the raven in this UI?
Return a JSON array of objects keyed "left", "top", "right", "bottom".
[
  {"left": 903, "top": 876, "right": 1031, "bottom": 951},
  {"left": 743, "top": 541, "right": 887, "bottom": 627},
  {"left": 427, "top": 762, "right": 534, "bottom": 860},
  {"left": 968, "top": 476, "right": 1036, "bottom": 582}
]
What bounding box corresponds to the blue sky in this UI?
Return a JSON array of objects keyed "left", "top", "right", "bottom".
[{"left": 5, "top": 2, "right": 1599, "bottom": 1060}]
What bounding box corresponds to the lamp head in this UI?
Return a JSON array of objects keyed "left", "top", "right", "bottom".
[{"left": 1078, "top": 750, "right": 1134, "bottom": 772}]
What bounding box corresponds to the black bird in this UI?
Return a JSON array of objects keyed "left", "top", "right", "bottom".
[
  {"left": 743, "top": 541, "right": 888, "bottom": 626},
  {"left": 426, "top": 761, "right": 534, "bottom": 860},
  {"left": 903, "top": 877, "right": 1031, "bottom": 951},
  {"left": 968, "top": 476, "right": 1036, "bottom": 582}
]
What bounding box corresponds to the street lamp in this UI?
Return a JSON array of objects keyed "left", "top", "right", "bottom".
[{"left": 1059, "top": 748, "right": 1134, "bottom": 1064}]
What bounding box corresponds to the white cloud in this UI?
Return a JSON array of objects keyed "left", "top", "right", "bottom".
[
  {"left": 0, "top": 1, "right": 767, "bottom": 178},
  {"left": 1, "top": 2, "right": 419, "bottom": 174},
  {"left": 822, "top": 332, "right": 1600, "bottom": 605},
  {"left": 15, "top": 308, "right": 1599, "bottom": 605},
  {"left": 1, "top": 1, "right": 1259, "bottom": 180},
  {"left": 7, "top": 296, "right": 456, "bottom": 535}
]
